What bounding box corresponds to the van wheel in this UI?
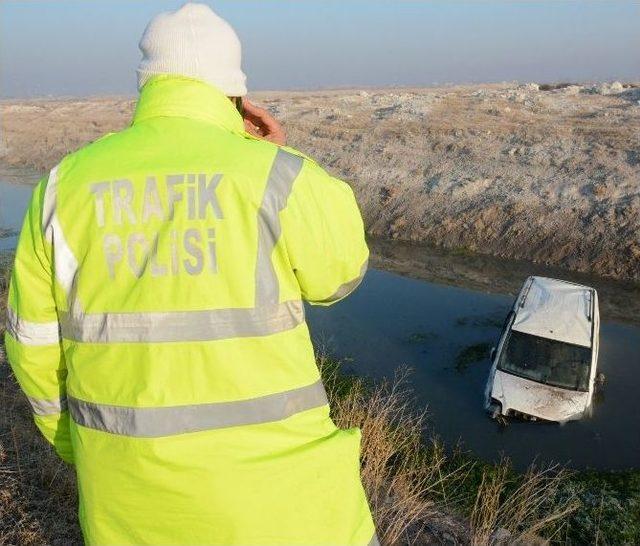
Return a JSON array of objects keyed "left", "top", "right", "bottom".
[{"left": 488, "top": 402, "right": 502, "bottom": 419}]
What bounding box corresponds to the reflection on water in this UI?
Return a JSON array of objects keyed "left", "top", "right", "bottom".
[
  {"left": 307, "top": 259, "right": 640, "bottom": 471},
  {"left": 370, "top": 238, "right": 640, "bottom": 326},
  {"left": 0, "top": 166, "right": 40, "bottom": 251}
]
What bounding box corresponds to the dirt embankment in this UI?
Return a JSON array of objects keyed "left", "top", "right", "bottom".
[{"left": 2, "top": 82, "right": 640, "bottom": 280}]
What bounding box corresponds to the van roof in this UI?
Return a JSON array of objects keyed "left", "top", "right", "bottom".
[{"left": 511, "top": 276, "right": 595, "bottom": 348}]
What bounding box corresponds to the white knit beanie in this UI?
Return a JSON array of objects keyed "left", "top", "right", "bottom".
[{"left": 137, "top": 2, "right": 247, "bottom": 96}]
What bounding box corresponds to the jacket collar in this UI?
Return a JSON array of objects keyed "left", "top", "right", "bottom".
[{"left": 132, "top": 75, "right": 245, "bottom": 133}]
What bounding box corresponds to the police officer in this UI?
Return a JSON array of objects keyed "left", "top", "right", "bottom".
[{"left": 6, "top": 3, "right": 376, "bottom": 545}]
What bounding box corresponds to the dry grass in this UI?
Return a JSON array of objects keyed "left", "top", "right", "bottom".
[
  {"left": 0, "top": 261, "right": 81, "bottom": 545},
  {"left": 319, "top": 356, "right": 579, "bottom": 545},
  {"left": 469, "top": 462, "right": 578, "bottom": 546},
  {"left": 320, "top": 357, "right": 469, "bottom": 544},
  {"left": 0, "top": 365, "right": 81, "bottom": 546}
]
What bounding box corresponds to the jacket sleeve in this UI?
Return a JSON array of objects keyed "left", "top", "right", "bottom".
[
  {"left": 282, "top": 158, "right": 369, "bottom": 305},
  {"left": 4, "top": 176, "right": 73, "bottom": 464}
]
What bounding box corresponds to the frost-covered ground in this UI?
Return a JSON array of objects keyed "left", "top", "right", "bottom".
[{"left": 2, "top": 81, "right": 639, "bottom": 280}]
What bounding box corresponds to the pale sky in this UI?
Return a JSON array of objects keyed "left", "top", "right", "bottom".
[{"left": 1, "top": 0, "right": 639, "bottom": 98}]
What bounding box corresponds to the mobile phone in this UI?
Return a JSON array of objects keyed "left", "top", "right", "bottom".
[{"left": 234, "top": 97, "right": 244, "bottom": 118}]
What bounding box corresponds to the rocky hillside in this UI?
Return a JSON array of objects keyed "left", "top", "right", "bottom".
[{"left": 2, "top": 81, "right": 639, "bottom": 280}]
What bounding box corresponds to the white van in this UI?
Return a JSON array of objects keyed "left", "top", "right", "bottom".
[{"left": 485, "top": 276, "right": 600, "bottom": 422}]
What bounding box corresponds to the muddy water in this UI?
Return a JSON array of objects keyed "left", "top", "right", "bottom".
[
  {"left": 308, "top": 241, "right": 640, "bottom": 471},
  {"left": 1, "top": 169, "right": 639, "bottom": 470}
]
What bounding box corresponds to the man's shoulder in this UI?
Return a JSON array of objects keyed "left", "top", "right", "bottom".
[
  {"left": 237, "top": 131, "right": 320, "bottom": 169},
  {"left": 55, "top": 126, "right": 137, "bottom": 177}
]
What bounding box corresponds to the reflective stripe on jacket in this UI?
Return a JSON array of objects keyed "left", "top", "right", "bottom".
[{"left": 5, "top": 75, "right": 375, "bottom": 545}]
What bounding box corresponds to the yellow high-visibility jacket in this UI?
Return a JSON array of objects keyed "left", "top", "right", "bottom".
[{"left": 5, "top": 75, "right": 376, "bottom": 545}]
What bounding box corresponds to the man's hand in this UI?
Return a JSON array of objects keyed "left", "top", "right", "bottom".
[{"left": 242, "top": 99, "right": 286, "bottom": 146}]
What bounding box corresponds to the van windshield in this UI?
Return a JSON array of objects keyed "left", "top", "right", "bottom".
[{"left": 498, "top": 330, "right": 592, "bottom": 391}]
